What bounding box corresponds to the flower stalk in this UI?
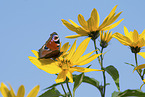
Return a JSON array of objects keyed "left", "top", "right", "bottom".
[
  {"left": 93, "top": 39, "right": 106, "bottom": 97},
  {"left": 66, "top": 78, "right": 73, "bottom": 97},
  {"left": 93, "top": 39, "right": 101, "bottom": 64},
  {"left": 134, "top": 53, "right": 143, "bottom": 80},
  {"left": 100, "top": 47, "right": 106, "bottom": 97},
  {"left": 60, "top": 83, "right": 67, "bottom": 96}
]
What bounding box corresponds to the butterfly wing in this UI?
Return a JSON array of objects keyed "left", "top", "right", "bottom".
[{"left": 38, "top": 32, "right": 61, "bottom": 59}]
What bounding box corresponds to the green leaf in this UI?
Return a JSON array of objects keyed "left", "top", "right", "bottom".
[
  {"left": 86, "top": 64, "right": 92, "bottom": 68},
  {"left": 43, "top": 82, "right": 65, "bottom": 90},
  {"left": 39, "top": 87, "right": 62, "bottom": 97},
  {"left": 73, "top": 73, "right": 84, "bottom": 97},
  {"left": 124, "top": 62, "right": 135, "bottom": 67},
  {"left": 106, "top": 83, "right": 110, "bottom": 86},
  {"left": 82, "top": 75, "right": 101, "bottom": 91},
  {"left": 105, "top": 65, "right": 120, "bottom": 91},
  {"left": 61, "top": 92, "right": 70, "bottom": 97},
  {"left": 125, "top": 62, "right": 143, "bottom": 74},
  {"left": 118, "top": 89, "right": 145, "bottom": 97},
  {"left": 103, "top": 50, "right": 109, "bottom": 58},
  {"left": 83, "top": 76, "right": 99, "bottom": 88},
  {"left": 111, "top": 91, "right": 120, "bottom": 97}
]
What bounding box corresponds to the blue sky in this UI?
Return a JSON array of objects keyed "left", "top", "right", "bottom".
[{"left": 0, "top": 0, "right": 145, "bottom": 97}]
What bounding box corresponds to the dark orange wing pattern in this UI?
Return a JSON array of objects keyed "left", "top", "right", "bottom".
[{"left": 38, "top": 32, "right": 61, "bottom": 59}]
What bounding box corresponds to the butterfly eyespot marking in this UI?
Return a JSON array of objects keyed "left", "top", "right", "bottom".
[
  {"left": 44, "top": 46, "right": 48, "bottom": 49},
  {"left": 52, "top": 35, "right": 59, "bottom": 42},
  {"left": 54, "top": 36, "right": 58, "bottom": 40}
]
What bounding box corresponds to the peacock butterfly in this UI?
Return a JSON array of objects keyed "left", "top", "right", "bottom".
[{"left": 38, "top": 32, "right": 61, "bottom": 59}]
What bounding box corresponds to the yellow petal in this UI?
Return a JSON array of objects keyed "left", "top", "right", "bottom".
[
  {"left": 77, "top": 27, "right": 90, "bottom": 34},
  {"left": 71, "top": 38, "right": 91, "bottom": 62},
  {"left": 108, "top": 5, "right": 118, "bottom": 19},
  {"left": 133, "top": 30, "right": 139, "bottom": 43},
  {"left": 65, "top": 34, "right": 84, "bottom": 38},
  {"left": 128, "top": 31, "right": 134, "bottom": 42},
  {"left": 66, "top": 71, "right": 73, "bottom": 83},
  {"left": 91, "top": 8, "right": 100, "bottom": 28},
  {"left": 78, "top": 14, "right": 88, "bottom": 30},
  {"left": 64, "top": 19, "right": 90, "bottom": 35},
  {"left": 31, "top": 50, "right": 39, "bottom": 58},
  {"left": 140, "top": 83, "right": 145, "bottom": 90},
  {"left": 17, "top": 85, "right": 25, "bottom": 97},
  {"left": 8, "top": 83, "right": 16, "bottom": 97},
  {"left": 66, "top": 39, "right": 76, "bottom": 60},
  {"left": 74, "top": 50, "right": 97, "bottom": 65},
  {"left": 62, "top": 19, "right": 78, "bottom": 32},
  {"left": 106, "top": 31, "right": 113, "bottom": 43},
  {"left": 69, "top": 19, "right": 80, "bottom": 27},
  {"left": 39, "top": 62, "right": 62, "bottom": 74},
  {"left": 87, "top": 17, "right": 94, "bottom": 31},
  {"left": 65, "top": 34, "right": 82, "bottom": 39},
  {"left": 70, "top": 67, "right": 103, "bottom": 72},
  {"left": 107, "top": 11, "right": 123, "bottom": 26},
  {"left": 113, "top": 32, "right": 131, "bottom": 46},
  {"left": 27, "top": 85, "right": 40, "bottom": 97},
  {"left": 100, "top": 31, "right": 103, "bottom": 40},
  {"left": 102, "top": 19, "right": 124, "bottom": 31},
  {"left": 133, "top": 64, "right": 145, "bottom": 72},
  {"left": 29, "top": 56, "right": 61, "bottom": 74},
  {"left": 0, "top": 83, "right": 9, "bottom": 97},
  {"left": 124, "top": 26, "right": 130, "bottom": 37},
  {"left": 55, "top": 70, "right": 68, "bottom": 83},
  {"left": 137, "top": 38, "right": 145, "bottom": 47},
  {"left": 100, "top": 5, "right": 120, "bottom": 30},
  {"left": 139, "top": 29, "right": 145, "bottom": 39},
  {"left": 98, "top": 17, "right": 109, "bottom": 30},
  {"left": 104, "top": 31, "right": 109, "bottom": 42},
  {"left": 60, "top": 42, "right": 70, "bottom": 53},
  {"left": 77, "top": 54, "right": 101, "bottom": 66},
  {"left": 28, "top": 56, "right": 54, "bottom": 67},
  {"left": 138, "top": 52, "right": 145, "bottom": 59}
]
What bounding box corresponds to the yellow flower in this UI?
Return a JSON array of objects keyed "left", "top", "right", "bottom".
[
  {"left": 29, "top": 38, "right": 103, "bottom": 83},
  {"left": 62, "top": 5, "right": 123, "bottom": 40},
  {"left": 0, "top": 83, "right": 40, "bottom": 97},
  {"left": 113, "top": 26, "right": 145, "bottom": 53},
  {"left": 100, "top": 31, "right": 113, "bottom": 48}
]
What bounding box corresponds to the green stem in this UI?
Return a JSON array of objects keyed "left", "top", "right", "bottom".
[
  {"left": 93, "top": 39, "right": 106, "bottom": 97},
  {"left": 93, "top": 39, "right": 101, "bottom": 64},
  {"left": 61, "top": 83, "right": 67, "bottom": 96},
  {"left": 100, "top": 47, "right": 106, "bottom": 97},
  {"left": 66, "top": 78, "right": 73, "bottom": 97},
  {"left": 134, "top": 53, "right": 143, "bottom": 80}
]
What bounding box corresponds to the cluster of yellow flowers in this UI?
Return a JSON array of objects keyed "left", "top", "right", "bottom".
[
  {"left": 0, "top": 83, "right": 39, "bottom": 97},
  {"left": 1, "top": 5, "right": 145, "bottom": 97}
]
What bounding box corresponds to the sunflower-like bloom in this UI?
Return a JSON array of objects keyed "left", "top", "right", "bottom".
[
  {"left": 62, "top": 5, "right": 123, "bottom": 40},
  {"left": 0, "top": 83, "right": 40, "bottom": 97},
  {"left": 100, "top": 31, "right": 113, "bottom": 48},
  {"left": 113, "top": 26, "right": 145, "bottom": 53},
  {"left": 29, "top": 38, "right": 103, "bottom": 83}
]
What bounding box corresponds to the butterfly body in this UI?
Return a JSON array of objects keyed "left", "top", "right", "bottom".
[{"left": 38, "top": 32, "right": 61, "bottom": 59}]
